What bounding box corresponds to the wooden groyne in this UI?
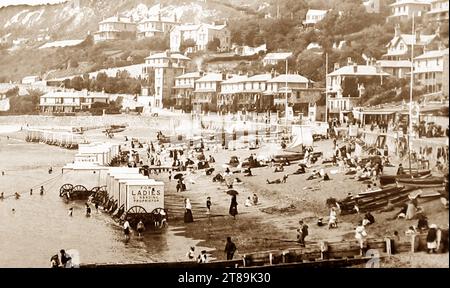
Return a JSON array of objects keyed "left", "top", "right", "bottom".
[{"left": 80, "top": 236, "right": 440, "bottom": 268}]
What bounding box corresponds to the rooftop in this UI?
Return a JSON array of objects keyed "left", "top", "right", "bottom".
[
  {"left": 221, "top": 75, "right": 248, "bottom": 84},
  {"left": 99, "top": 16, "right": 135, "bottom": 25},
  {"left": 376, "top": 60, "right": 412, "bottom": 67},
  {"left": 268, "top": 74, "right": 312, "bottom": 83},
  {"left": 145, "top": 52, "right": 191, "bottom": 61},
  {"left": 39, "top": 39, "right": 84, "bottom": 49},
  {"left": 414, "top": 48, "right": 449, "bottom": 59},
  {"left": 41, "top": 91, "right": 109, "bottom": 99},
  {"left": 263, "top": 52, "right": 293, "bottom": 61},
  {"left": 196, "top": 73, "right": 223, "bottom": 82},
  {"left": 246, "top": 74, "right": 273, "bottom": 82},
  {"left": 176, "top": 72, "right": 203, "bottom": 79},
  {"left": 390, "top": 0, "right": 431, "bottom": 6},
  {"left": 305, "top": 9, "right": 329, "bottom": 16},
  {"left": 327, "top": 65, "right": 391, "bottom": 77},
  {"left": 387, "top": 34, "right": 437, "bottom": 49}
]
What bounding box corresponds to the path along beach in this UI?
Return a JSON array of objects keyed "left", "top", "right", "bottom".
[{"left": 0, "top": 114, "right": 448, "bottom": 268}]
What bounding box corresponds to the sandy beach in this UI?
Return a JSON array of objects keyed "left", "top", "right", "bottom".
[{"left": 0, "top": 115, "right": 448, "bottom": 267}]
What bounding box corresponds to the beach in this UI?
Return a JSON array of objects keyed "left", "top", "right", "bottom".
[{"left": 0, "top": 115, "right": 448, "bottom": 268}]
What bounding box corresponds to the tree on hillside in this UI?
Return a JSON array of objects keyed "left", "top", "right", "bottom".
[
  {"left": 180, "top": 39, "right": 196, "bottom": 53},
  {"left": 207, "top": 38, "right": 221, "bottom": 52},
  {"left": 70, "top": 76, "right": 84, "bottom": 91},
  {"left": 5, "top": 86, "right": 19, "bottom": 98},
  {"left": 26, "top": 88, "right": 44, "bottom": 111}
]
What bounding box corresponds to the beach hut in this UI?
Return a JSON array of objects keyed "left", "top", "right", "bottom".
[{"left": 110, "top": 173, "right": 148, "bottom": 205}]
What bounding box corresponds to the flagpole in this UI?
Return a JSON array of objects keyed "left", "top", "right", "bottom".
[
  {"left": 325, "top": 53, "right": 328, "bottom": 123},
  {"left": 408, "top": 15, "right": 415, "bottom": 177}
]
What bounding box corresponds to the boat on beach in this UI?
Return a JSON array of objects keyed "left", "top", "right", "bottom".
[
  {"left": 379, "top": 170, "right": 431, "bottom": 186},
  {"left": 396, "top": 176, "right": 445, "bottom": 188}
]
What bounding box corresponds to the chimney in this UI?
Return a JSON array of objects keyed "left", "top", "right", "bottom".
[
  {"left": 334, "top": 63, "right": 340, "bottom": 71},
  {"left": 347, "top": 57, "right": 352, "bottom": 66},
  {"left": 270, "top": 68, "right": 275, "bottom": 78},
  {"left": 199, "top": 71, "right": 204, "bottom": 77},
  {"left": 415, "top": 28, "right": 421, "bottom": 44},
  {"left": 394, "top": 24, "right": 401, "bottom": 37},
  {"left": 353, "top": 63, "right": 358, "bottom": 73}
]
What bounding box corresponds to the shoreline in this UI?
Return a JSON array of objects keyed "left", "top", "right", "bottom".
[{"left": 0, "top": 117, "right": 448, "bottom": 267}]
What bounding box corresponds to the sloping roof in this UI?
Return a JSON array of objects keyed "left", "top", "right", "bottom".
[
  {"left": 145, "top": 52, "right": 190, "bottom": 60},
  {"left": 246, "top": 74, "right": 273, "bottom": 82},
  {"left": 414, "top": 48, "right": 449, "bottom": 59},
  {"left": 221, "top": 75, "right": 248, "bottom": 84},
  {"left": 268, "top": 74, "right": 311, "bottom": 83},
  {"left": 305, "top": 9, "right": 328, "bottom": 16},
  {"left": 204, "top": 24, "right": 227, "bottom": 30},
  {"left": 139, "top": 15, "right": 176, "bottom": 23},
  {"left": 41, "top": 91, "right": 109, "bottom": 99},
  {"left": 390, "top": 0, "right": 431, "bottom": 6},
  {"left": 376, "top": 60, "right": 412, "bottom": 67},
  {"left": 39, "top": 39, "right": 84, "bottom": 49},
  {"left": 176, "top": 72, "right": 202, "bottom": 79},
  {"left": 327, "top": 65, "right": 391, "bottom": 76},
  {"left": 176, "top": 24, "right": 201, "bottom": 31},
  {"left": 99, "top": 16, "right": 135, "bottom": 25},
  {"left": 196, "top": 73, "right": 223, "bottom": 82},
  {"left": 263, "top": 52, "right": 293, "bottom": 61}
]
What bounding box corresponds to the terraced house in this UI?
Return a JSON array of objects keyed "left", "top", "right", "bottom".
[
  {"left": 192, "top": 73, "right": 223, "bottom": 113},
  {"left": 172, "top": 71, "right": 203, "bottom": 112}
]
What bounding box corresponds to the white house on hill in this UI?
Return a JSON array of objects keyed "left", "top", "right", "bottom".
[
  {"left": 170, "top": 23, "right": 231, "bottom": 53},
  {"left": 94, "top": 16, "right": 137, "bottom": 43}
]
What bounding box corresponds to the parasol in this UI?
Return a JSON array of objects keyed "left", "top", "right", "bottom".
[
  {"left": 174, "top": 173, "right": 184, "bottom": 180},
  {"left": 226, "top": 190, "right": 239, "bottom": 196}
]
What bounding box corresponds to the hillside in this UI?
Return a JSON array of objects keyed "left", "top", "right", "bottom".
[{"left": 0, "top": 0, "right": 255, "bottom": 41}]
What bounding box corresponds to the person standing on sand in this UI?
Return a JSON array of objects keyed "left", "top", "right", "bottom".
[
  {"left": 206, "top": 197, "right": 211, "bottom": 214},
  {"left": 224, "top": 237, "right": 237, "bottom": 260},
  {"left": 355, "top": 221, "right": 367, "bottom": 255},
  {"left": 123, "top": 220, "right": 131, "bottom": 241},
  {"left": 229, "top": 195, "right": 238, "bottom": 219},
  {"left": 297, "top": 220, "right": 309, "bottom": 246},
  {"left": 30, "top": 189, "right": 32, "bottom": 196},
  {"left": 40, "top": 186, "right": 44, "bottom": 195},
  {"left": 184, "top": 198, "right": 194, "bottom": 223}
]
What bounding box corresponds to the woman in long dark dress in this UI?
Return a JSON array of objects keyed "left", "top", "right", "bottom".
[
  {"left": 229, "top": 195, "right": 238, "bottom": 219},
  {"left": 184, "top": 198, "right": 194, "bottom": 223}
]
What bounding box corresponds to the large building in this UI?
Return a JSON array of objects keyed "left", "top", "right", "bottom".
[
  {"left": 426, "top": 0, "right": 449, "bottom": 23},
  {"left": 172, "top": 71, "right": 203, "bottom": 111},
  {"left": 376, "top": 59, "right": 412, "bottom": 78},
  {"left": 302, "top": 9, "right": 328, "bottom": 26},
  {"left": 388, "top": 0, "right": 432, "bottom": 22},
  {"left": 412, "top": 48, "right": 449, "bottom": 95},
  {"left": 141, "top": 51, "right": 190, "bottom": 109},
  {"left": 326, "top": 64, "right": 390, "bottom": 122},
  {"left": 384, "top": 25, "right": 439, "bottom": 60},
  {"left": 137, "top": 13, "right": 179, "bottom": 39},
  {"left": 218, "top": 75, "right": 249, "bottom": 112},
  {"left": 170, "top": 23, "right": 231, "bottom": 53},
  {"left": 39, "top": 90, "right": 109, "bottom": 114},
  {"left": 192, "top": 73, "right": 224, "bottom": 113},
  {"left": 266, "top": 74, "right": 315, "bottom": 111},
  {"left": 94, "top": 16, "right": 137, "bottom": 43}
]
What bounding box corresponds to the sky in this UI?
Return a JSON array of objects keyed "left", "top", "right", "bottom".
[{"left": 0, "top": 0, "right": 67, "bottom": 8}]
